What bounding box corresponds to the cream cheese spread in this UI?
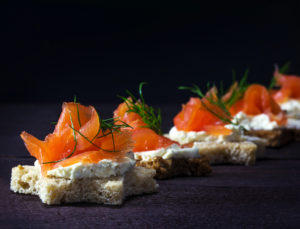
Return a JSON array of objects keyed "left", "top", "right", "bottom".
[
  {"left": 35, "top": 156, "right": 136, "bottom": 180},
  {"left": 167, "top": 111, "right": 278, "bottom": 145},
  {"left": 286, "top": 118, "right": 300, "bottom": 129},
  {"left": 229, "top": 112, "right": 279, "bottom": 131},
  {"left": 134, "top": 144, "right": 200, "bottom": 162},
  {"left": 167, "top": 126, "right": 242, "bottom": 145},
  {"left": 280, "top": 99, "right": 300, "bottom": 119}
]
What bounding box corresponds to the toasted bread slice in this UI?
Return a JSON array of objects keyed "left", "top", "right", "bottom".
[
  {"left": 239, "top": 135, "right": 267, "bottom": 159},
  {"left": 193, "top": 141, "right": 258, "bottom": 165},
  {"left": 10, "top": 165, "right": 158, "bottom": 205},
  {"left": 244, "top": 129, "right": 292, "bottom": 147},
  {"left": 136, "top": 157, "right": 212, "bottom": 179}
]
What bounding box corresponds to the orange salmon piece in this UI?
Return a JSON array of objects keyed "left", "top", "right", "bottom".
[
  {"left": 94, "top": 130, "right": 133, "bottom": 153},
  {"left": 272, "top": 71, "right": 300, "bottom": 103},
  {"left": 113, "top": 100, "right": 147, "bottom": 129},
  {"left": 243, "top": 85, "right": 282, "bottom": 115},
  {"left": 20, "top": 102, "right": 133, "bottom": 176},
  {"left": 173, "top": 96, "right": 232, "bottom": 134},
  {"left": 54, "top": 103, "right": 92, "bottom": 135},
  {"left": 222, "top": 82, "right": 238, "bottom": 103},
  {"left": 53, "top": 150, "right": 126, "bottom": 168},
  {"left": 229, "top": 99, "right": 244, "bottom": 116},
  {"left": 114, "top": 100, "right": 178, "bottom": 151},
  {"left": 203, "top": 125, "right": 232, "bottom": 136},
  {"left": 174, "top": 97, "right": 217, "bottom": 131},
  {"left": 230, "top": 84, "right": 287, "bottom": 125},
  {"left": 132, "top": 128, "right": 177, "bottom": 152}
]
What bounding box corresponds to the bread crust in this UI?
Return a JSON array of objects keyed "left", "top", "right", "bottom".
[
  {"left": 136, "top": 140, "right": 259, "bottom": 175},
  {"left": 136, "top": 157, "right": 212, "bottom": 179},
  {"left": 245, "top": 129, "right": 292, "bottom": 147},
  {"left": 193, "top": 141, "right": 258, "bottom": 165}
]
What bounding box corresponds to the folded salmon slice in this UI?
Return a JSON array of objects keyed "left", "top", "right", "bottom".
[
  {"left": 113, "top": 101, "right": 146, "bottom": 130},
  {"left": 53, "top": 150, "right": 126, "bottom": 168},
  {"left": 131, "top": 128, "right": 176, "bottom": 152},
  {"left": 21, "top": 102, "right": 133, "bottom": 176},
  {"left": 114, "top": 101, "right": 178, "bottom": 152},
  {"left": 272, "top": 70, "right": 300, "bottom": 103},
  {"left": 230, "top": 84, "right": 287, "bottom": 125},
  {"left": 173, "top": 89, "right": 233, "bottom": 135}
]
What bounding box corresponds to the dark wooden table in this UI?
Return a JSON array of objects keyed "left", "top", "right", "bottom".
[{"left": 1, "top": 103, "right": 300, "bottom": 228}]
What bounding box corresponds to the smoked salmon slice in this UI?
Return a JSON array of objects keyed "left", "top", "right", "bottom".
[
  {"left": 53, "top": 150, "right": 126, "bottom": 168},
  {"left": 21, "top": 102, "right": 133, "bottom": 176},
  {"left": 131, "top": 128, "right": 176, "bottom": 152},
  {"left": 272, "top": 70, "right": 300, "bottom": 103},
  {"left": 230, "top": 84, "right": 287, "bottom": 125},
  {"left": 114, "top": 100, "right": 178, "bottom": 152},
  {"left": 113, "top": 100, "right": 146, "bottom": 130},
  {"left": 173, "top": 87, "right": 233, "bottom": 135},
  {"left": 174, "top": 97, "right": 228, "bottom": 132}
]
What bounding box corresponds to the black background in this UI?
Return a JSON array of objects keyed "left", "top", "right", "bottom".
[
  {"left": 1, "top": 2, "right": 300, "bottom": 105},
  {"left": 1, "top": 4, "right": 300, "bottom": 227}
]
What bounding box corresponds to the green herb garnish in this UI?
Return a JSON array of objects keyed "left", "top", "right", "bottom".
[
  {"left": 99, "top": 117, "right": 132, "bottom": 135},
  {"left": 69, "top": 124, "right": 116, "bottom": 153},
  {"left": 42, "top": 104, "right": 132, "bottom": 164},
  {"left": 224, "top": 69, "right": 249, "bottom": 107},
  {"left": 179, "top": 79, "right": 246, "bottom": 129},
  {"left": 279, "top": 62, "right": 291, "bottom": 74},
  {"left": 96, "top": 117, "right": 133, "bottom": 152},
  {"left": 179, "top": 84, "right": 233, "bottom": 125},
  {"left": 74, "top": 95, "right": 82, "bottom": 127},
  {"left": 269, "top": 62, "right": 291, "bottom": 89},
  {"left": 268, "top": 76, "right": 277, "bottom": 90},
  {"left": 118, "top": 82, "right": 162, "bottom": 135}
]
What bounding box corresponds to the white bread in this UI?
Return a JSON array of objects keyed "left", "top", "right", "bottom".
[
  {"left": 193, "top": 141, "right": 258, "bottom": 165},
  {"left": 10, "top": 164, "right": 158, "bottom": 205}
]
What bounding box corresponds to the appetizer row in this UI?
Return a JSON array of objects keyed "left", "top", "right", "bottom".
[{"left": 10, "top": 67, "right": 300, "bottom": 205}]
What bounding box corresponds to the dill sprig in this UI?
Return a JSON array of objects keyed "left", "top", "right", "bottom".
[
  {"left": 42, "top": 103, "right": 132, "bottom": 164},
  {"left": 278, "top": 61, "right": 291, "bottom": 74},
  {"left": 179, "top": 82, "right": 245, "bottom": 129},
  {"left": 118, "top": 82, "right": 162, "bottom": 135},
  {"left": 268, "top": 76, "right": 277, "bottom": 90},
  {"left": 179, "top": 84, "right": 233, "bottom": 125},
  {"left": 96, "top": 116, "right": 132, "bottom": 151},
  {"left": 74, "top": 95, "right": 82, "bottom": 127},
  {"left": 224, "top": 69, "right": 249, "bottom": 107},
  {"left": 69, "top": 123, "right": 118, "bottom": 153},
  {"left": 99, "top": 117, "right": 131, "bottom": 134},
  {"left": 269, "top": 62, "right": 291, "bottom": 89},
  {"left": 97, "top": 117, "right": 132, "bottom": 151}
]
